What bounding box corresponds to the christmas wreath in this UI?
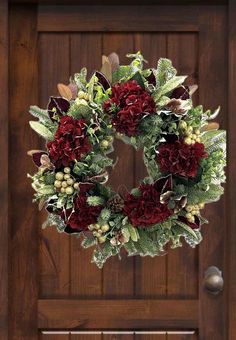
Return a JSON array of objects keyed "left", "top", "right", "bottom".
[{"left": 28, "top": 52, "right": 226, "bottom": 268}]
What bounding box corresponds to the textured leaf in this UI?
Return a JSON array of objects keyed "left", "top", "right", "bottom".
[
  {"left": 155, "top": 75, "right": 187, "bottom": 101},
  {"left": 29, "top": 106, "right": 49, "bottom": 122},
  {"left": 127, "top": 224, "right": 139, "bottom": 242},
  {"left": 155, "top": 58, "right": 177, "bottom": 87},
  {"left": 29, "top": 121, "right": 54, "bottom": 140}
]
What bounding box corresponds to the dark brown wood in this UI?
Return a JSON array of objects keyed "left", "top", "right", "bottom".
[
  {"left": 39, "top": 33, "right": 71, "bottom": 298},
  {"left": 228, "top": 0, "right": 236, "bottom": 338},
  {"left": 6, "top": 3, "right": 231, "bottom": 338},
  {"left": 38, "top": 299, "right": 198, "bottom": 329},
  {"left": 198, "top": 7, "right": 227, "bottom": 340},
  {"left": 134, "top": 33, "right": 168, "bottom": 298},
  {"left": 37, "top": 6, "right": 199, "bottom": 32},
  {"left": 9, "top": 5, "right": 39, "bottom": 339},
  {"left": 167, "top": 33, "right": 198, "bottom": 299},
  {"left": 102, "top": 33, "right": 135, "bottom": 297},
  {"left": 70, "top": 33, "right": 103, "bottom": 297},
  {"left": 0, "top": 0, "right": 8, "bottom": 339}
]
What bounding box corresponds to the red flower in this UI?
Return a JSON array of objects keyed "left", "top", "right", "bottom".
[
  {"left": 157, "top": 140, "right": 207, "bottom": 178},
  {"left": 47, "top": 116, "right": 91, "bottom": 168},
  {"left": 104, "top": 80, "right": 155, "bottom": 136},
  {"left": 123, "top": 176, "right": 173, "bottom": 227},
  {"left": 61, "top": 184, "right": 103, "bottom": 232}
]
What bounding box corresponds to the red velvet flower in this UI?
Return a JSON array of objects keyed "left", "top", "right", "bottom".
[
  {"left": 104, "top": 80, "right": 155, "bottom": 136},
  {"left": 123, "top": 177, "right": 173, "bottom": 227},
  {"left": 61, "top": 184, "right": 103, "bottom": 232},
  {"left": 157, "top": 140, "right": 208, "bottom": 178},
  {"left": 47, "top": 116, "right": 91, "bottom": 168}
]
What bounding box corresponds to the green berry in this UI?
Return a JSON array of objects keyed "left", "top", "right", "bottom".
[
  {"left": 54, "top": 180, "right": 62, "bottom": 188},
  {"left": 73, "top": 182, "right": 80, "bottom": 190},
  {"left": 64, "top": 174, "right": 70, "bottom": 180},
  {"left": 55, "top": 172, "right": 64, "bottom": 181},
  {"left": 64, "top": 167, "right": 71, "bottom": 174},
  {"left": 186, "top": 213, "right": 192, "bottom": 219},
  {"left": 98, "top": 236, "right": 106, "bottom": 244},
  {"left": 179, "top": 121, "right": 187, "bottom": 129},
  {"left": 61, "top": 187, "right": 65, "bottom": 193},
  {"left": 101, "top": 224, "right": 110, "bottom": 232},
  {"left": 65, "top": 186, "right": 74, "bottom": 195},
  {"left": 61, "top": 181, "right": 68, "bottom": 188},
  {"left": 101, "top": 140, "right": 109, "bottom": 148},
  {"left": 184, "top": 137, "right": 192, "bottom": 145},
  {"left": 67, "top": 178, "right": 74, "bottom": 186}
]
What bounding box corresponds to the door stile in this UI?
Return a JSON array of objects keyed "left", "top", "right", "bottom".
[{"left": 0, "top": 0, "right": 8, "bottom": 339}]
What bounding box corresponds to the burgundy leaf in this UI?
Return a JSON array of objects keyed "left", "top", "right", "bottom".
[
  {"left": 47, "top": 96, "right": 70, "bottom": 121},
  {"left": 95, "top": 71, "right": 111, "bottom": 91}
]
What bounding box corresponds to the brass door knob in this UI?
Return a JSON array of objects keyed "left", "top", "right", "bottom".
[{"left": 204, "top": 266, "right": 224, "bottom": 294}]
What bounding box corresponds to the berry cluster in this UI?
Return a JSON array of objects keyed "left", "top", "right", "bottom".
[
  {"left": 185, "top": 203, "right": 205, "bottom": 223},
  {"left": 179, "top": 121, "right": 201, "bottom": 145},
  {"left": 54, "top": 167, "right": 79, "bottom": 195},
  {"left": 88, "top": 223, "right": 110, "bottom": 244}
]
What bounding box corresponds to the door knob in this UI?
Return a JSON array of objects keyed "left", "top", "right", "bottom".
[{"left": 204, "top": 266, "right": 224, "bottom": 294}]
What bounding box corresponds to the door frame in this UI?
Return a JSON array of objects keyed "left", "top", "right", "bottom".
[{"left": 1, "top": 0, "right": 236, "bottom": 338}]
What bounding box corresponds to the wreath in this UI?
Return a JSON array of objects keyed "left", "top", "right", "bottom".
[{"left": 28, "top": 52, "right": 226, "bottom": 268}]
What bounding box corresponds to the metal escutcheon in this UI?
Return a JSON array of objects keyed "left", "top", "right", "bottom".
[{"left": 204, "top": 266, "right": 224, "bottom": 295}]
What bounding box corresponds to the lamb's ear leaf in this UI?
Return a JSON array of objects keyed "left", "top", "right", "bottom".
[
  {"left": 130, "top": 71, "right": 145, "bottom": 89},
  {"left": 29, "top": 121, "right": 54, "bottom": 140}
]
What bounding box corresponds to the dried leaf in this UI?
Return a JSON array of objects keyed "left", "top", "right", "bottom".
[
  {"left": 108, "top": 52, "right": 119, "bottom": 72},
  {"left": 202, "top": 122, "right": 220, "bottom": 131},
  {"left": 57, "top": 83, "right": 73, "bottom": 100},
  {"left": 100, "top": 55, "right": 112, "bottom": 82}
]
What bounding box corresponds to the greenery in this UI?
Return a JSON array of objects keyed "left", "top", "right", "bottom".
[{"left": 28, "top": 52, "right": 226, "bottom": 268}]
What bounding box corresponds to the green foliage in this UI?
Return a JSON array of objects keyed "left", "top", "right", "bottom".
[
  {"left": 87, "top": 196, "right": 105, "bottom": 206},
  {"left": 42, "top": 213, "right": 66, "bottom": 233},
  {"left": 29, "top": 106, "right": 50, "bottom": 123},
  {"left": 29, "top": 121, "right": 54, "bottom": 140},
  {"left": 28, "top": 51, "right": 226, "bottom": 269},
  {"left": 155, "top": 58, "right": 177, "bottom": 88}
]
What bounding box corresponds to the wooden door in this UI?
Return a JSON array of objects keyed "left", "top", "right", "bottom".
[{"left": 1, "top": 1, "right": 236, "bottom": 339}]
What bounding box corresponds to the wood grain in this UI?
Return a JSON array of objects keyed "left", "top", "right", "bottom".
[
  {"left": 198, "top": 8, "right": 227, "bottom": 340},
  {"left": 167, "top": 33, "right": 198, "bottom": 299},
  {"left": 38, "top": 299, "right": 198, "bottom": 329},
  {"left": 37, "top": 6, "right": 199, "bottom": 32},
  {"left": 39, "top": 33, "right": 71, "bottom": 297},
  {"left": 228, "top": 1, "right": 236, "bottom": 338},
  {"left": 70, "top": 33, "right": 103, "bottom": 297},
  {"left": 0, "top": 0, "right": 8, "bottom": 339},
  {"left": 134, "top": 33, "right": 168, "bottom": 298},
  {"left": 102, "top": 33, "right": 135, "bottom": 297},
  {"left": 9, "top": 4, "right": 39, "bottom": 339}
]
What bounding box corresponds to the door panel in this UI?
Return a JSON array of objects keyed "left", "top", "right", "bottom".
[{"left": 8, "top": 4, "right": 228, "bottom": 339}]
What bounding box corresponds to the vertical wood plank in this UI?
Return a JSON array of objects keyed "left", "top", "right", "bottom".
[
  {"left": 0, "top": 0, "right": 8, "bottom": 339},
  {"left": 166, "top": 33, "right": 199, "bottom": 299},
  {"left": 102, "top": 33, "right": 135, "bottom": 296},
  {"left": 39, "top": 33, "right": 71, "bottom": 297},
  {"left": 70, "top": 33, "right": 103, "bottom": 297},
  {"left": 198, "top": 8, "right": 227, "bottom": 340},
  {"left": 134, "top": 33, "right": 168, "bottom": 298},
  {"left": 0, "top": 0, "right": 8, "bottom": 340},
  {"left": 9, "top": 5, "right": 39, "bottom": 339},
  {"left": 228, "top": 1, "right": 236, "bottom": 339}
]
